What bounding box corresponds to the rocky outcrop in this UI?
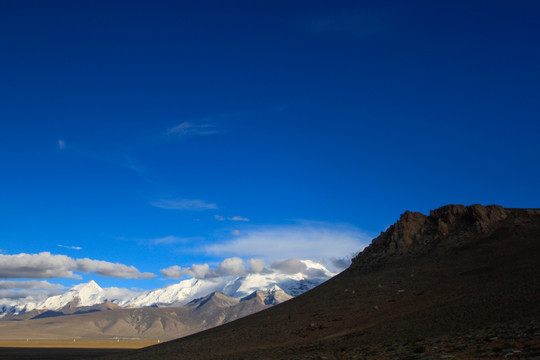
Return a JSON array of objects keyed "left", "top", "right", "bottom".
[{"left": 351, "top": 204, "right": 509, "bottom": 272}]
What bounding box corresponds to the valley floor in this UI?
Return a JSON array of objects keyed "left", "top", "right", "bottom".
[
  {"left": 0, "top": 339, "right": 157, "bottom": 349},
  {"left": 0, "top": 340, "right": 154, "bottom": 360},
  {"left": 0, "top": 347, "right": 128, "bottom": 360}
]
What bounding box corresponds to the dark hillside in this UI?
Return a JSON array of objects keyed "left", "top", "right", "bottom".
[{"left": 102, "top": 205, "right": 540, "bottom": 359}]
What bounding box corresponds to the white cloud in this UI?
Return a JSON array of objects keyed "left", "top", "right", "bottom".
[
  {"left": 215, "top": 215, "right": 225, "bottom": 221},
  {"left": 0, "top": 252, "right": 156, "bottom": 280},
  {"left": 58, "top": 139, "right": 65, "bottom": 150},
  {"left": 57, "top": 244, "right": 82, "bottom": 250},
  {"left": 151, "top": 199, "right": 218, "bottom": 211},
  {"left": 0, "top": 253, "right": 78, "bottom": 279},
  {"left": 161, "top": 257, "right": 248, "bottom": 279},
  {"left": 184, "top": 263, "right": 213, "bottom": 279},
  {"left": 216, "top": 257, "right": 245, "bottom": 276},
  {"left": 168, "top": 122, "right": 218, "bottom": 136},
  {"left": 247, "top": 258, "right": 265, "bottom": 273},
  {"left": 205, "top": 222, "right": 368, "bottom": 265},
  {"left": 0, "top": 280, "right": 65, "bottom": 300},
  {"left": 160, "top": 265, "right": 183, "bottom": 278},
  {"left": 0, "top": 280, "right": 64, "bottom": 290},
  {"left": 271, "top": 258, "right": 307, "bottom": 274},
  {"left": 160, "top": 255, "right": 336, "bottom": 283},
  {"left": 231, "top": 230, "right": 241, "bottom": 236},
  {"left": 0, "top": 289, "right": 64, "bottom": 300},
  {"left": 75, "top": 258, "right": 155, "bottom": 279}
]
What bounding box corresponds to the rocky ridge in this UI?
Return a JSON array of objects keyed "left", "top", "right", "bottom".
[{"left": 351, "top": 204, "right": 519, "bottom": 272}]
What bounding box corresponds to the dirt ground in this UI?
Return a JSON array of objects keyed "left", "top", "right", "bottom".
[
  {"left": 0, "top": 340, "right": 156, "bottom": 360},
  {"left": 0, "top": 340, "right": 157, "bottom": 349},
  {"left": 0, "top": 347, "right": 127, "bottom": 360}
]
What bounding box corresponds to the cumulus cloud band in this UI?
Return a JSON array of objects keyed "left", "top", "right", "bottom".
[
  {"left": 161, "top": 257, "right": 257, "bottom": 279},
  {"left": 0, "top": 252, "right": 155, "bottom": 280}
]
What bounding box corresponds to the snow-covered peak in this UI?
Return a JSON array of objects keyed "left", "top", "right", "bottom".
[
  {"left": 38, "top": 280, "right": 106, "bottom": 310},
  {"left": 222, "top": 260, "right": 335, "bottom": 298},
  {"left": 71, "top": 280, "right": 103, "bottom": 293},
  {"left": 118, "top": 277, "right": 229, "bottom": 308}
]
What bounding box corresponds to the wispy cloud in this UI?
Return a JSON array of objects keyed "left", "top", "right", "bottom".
[
  {"left": 205, "top": 222, "right": 369, "bottom": 268},
  {"left": 151, "top": 199, "right": 218, "bottom": 211},
  {"left": 166, "top": 111, "right": 249, "bottom": 139},
  {"left": 229, "top": 216, "right": 249, "bottom": 222},
  {"left": 167, "top": 121, "right": 219, "bottom": 137},
  {"left": 149, "top": 235, "right": 204, "bottom": 246},
  {"left": 54, "top": 140, "right": 145, "bottom": 173},
  {"left": 0, "top": 252, "right": 155, "bottom": 280},
  {"left": 215, "top": 215, "right": 249, "bottom": 222},
  {"left": 57, "top": 244, "right": 82, "bottom": 250}
]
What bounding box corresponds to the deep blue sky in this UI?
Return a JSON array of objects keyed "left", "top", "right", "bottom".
[{"left": 1, "top": 1, "right": 539, "bottom": 290}]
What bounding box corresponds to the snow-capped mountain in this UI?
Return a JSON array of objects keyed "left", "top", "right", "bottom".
[
  {"left": 0, "top": 280, "right": 139, "bottom": 316},
  {"left": 40, "top": 280, "right": 141, "bottom": 309},
  {"left": 0, "top": 260, "right": 334, "bottom": 317},
  {"left": 118, "top": 277, "right": 230, "bottom": 308},
  {"left": 121, "top": 259, "right": 333, "bottom": 307},
  {"left": 222, "top": 260, "right": 334, "bottom": 298}
]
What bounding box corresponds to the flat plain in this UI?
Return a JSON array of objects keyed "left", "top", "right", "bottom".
[{"left": 0, "top": 340, "right": 156, "bottom": 360}]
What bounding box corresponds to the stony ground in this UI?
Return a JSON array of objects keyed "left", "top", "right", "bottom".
[{"left": 285, "top": 321, "right": 540, "bottom": 360}]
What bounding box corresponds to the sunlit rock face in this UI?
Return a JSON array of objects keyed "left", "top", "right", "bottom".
[{"left": 351, "top": 204, "right": 509, "bottom": 272}]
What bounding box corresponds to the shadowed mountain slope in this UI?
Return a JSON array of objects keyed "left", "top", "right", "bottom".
[{"left": 102, "top": 205, "right": 540, "bottom": 359}]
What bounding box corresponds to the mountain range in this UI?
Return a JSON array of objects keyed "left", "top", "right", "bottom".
[
  {"left": 0, "top": 260, "right": 333, "bottom": 340},
  {"left": 0, "top": 259, "right": 333, "bottom": 318}
]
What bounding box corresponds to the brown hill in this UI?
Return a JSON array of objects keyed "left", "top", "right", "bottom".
[{"left": 101, "top": 204, "right": 540, "bottom": 359}]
